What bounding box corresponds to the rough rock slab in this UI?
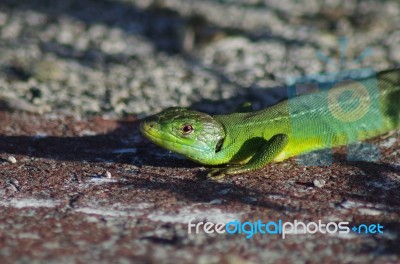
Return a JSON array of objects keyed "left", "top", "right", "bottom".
[{"left": 0, "top": 111, "right": 399, "bottom": 263}]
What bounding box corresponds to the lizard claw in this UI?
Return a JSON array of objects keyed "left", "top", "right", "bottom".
[
  {"left": 206, "top": 168, "right": 227, "bottom": 181},
  {"left": 206, "top": 164, "right": 245, "bottom": 180}
]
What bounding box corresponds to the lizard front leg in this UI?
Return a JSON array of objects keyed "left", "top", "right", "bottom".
[{"left": 207, "top": 134, "right": 289, "bottom": 180}]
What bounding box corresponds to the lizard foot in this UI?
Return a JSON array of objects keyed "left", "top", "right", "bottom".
[
  {"left": 206, "top": 165, "right": 245, "bottom": 181},
  {"left": 206, "top": 168, "right": 228, "bottom": 181}
]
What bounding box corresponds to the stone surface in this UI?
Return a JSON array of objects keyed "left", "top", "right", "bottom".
[{"left": 1, "top": 111, "right": 399, "bottom": 263}]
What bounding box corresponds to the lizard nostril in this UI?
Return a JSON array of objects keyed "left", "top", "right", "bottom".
[{"left": 140, "top": 120, "right": 156, "bottom": 133}]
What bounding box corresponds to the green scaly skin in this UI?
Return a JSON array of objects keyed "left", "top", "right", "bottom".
[{"left": 141, "top": 69, "right": 400, "bottom": 180}]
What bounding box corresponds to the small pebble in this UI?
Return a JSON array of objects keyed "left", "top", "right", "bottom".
[
  {"left": 5, "top": 184, "right": 18, "bottom": 193},
  {"left": 313, "top": 179, "right": 326, "bottom": 188},
  {"left": 218, "top": 189, "right": 231, "bottom": 195},
  {"left": 7, "top": 156, "right": 17, "bottom": 164},
  {"left": 105, "top": 171, "right": 112, "bottom": 178},
  {"left": 242, "top": 196, "right": 258, "bottom": 203},
  {"left": 209, "top": 199, "right": 223, "bottom": 205}
]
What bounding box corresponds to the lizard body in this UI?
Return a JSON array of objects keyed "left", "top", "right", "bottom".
[{"left": 141, "top": 69, "right": 400, "bottom": 180}]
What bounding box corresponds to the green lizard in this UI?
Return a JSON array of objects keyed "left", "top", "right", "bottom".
[{"left": 141, "top": 69, "right": 400, "bottom": 180}]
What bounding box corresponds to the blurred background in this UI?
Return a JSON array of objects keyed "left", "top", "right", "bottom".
[{"left": 0, "top": 0, "right": 399, "bottom": 117}]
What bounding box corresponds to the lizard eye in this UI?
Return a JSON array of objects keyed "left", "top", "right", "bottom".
[{"left": 181, "top": 124, "right": 194, "bottom": 134}]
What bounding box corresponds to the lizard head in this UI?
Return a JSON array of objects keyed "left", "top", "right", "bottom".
[{"left": 140, "top": 107, "right": 225, "bottom": 163}]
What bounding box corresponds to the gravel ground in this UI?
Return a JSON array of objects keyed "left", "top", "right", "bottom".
[
  {"left": 0, "top": 0, "right": 399, "bottom": 116},
  {"left": 0, "top": 0, "right": 400, "bottom": 263}
]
